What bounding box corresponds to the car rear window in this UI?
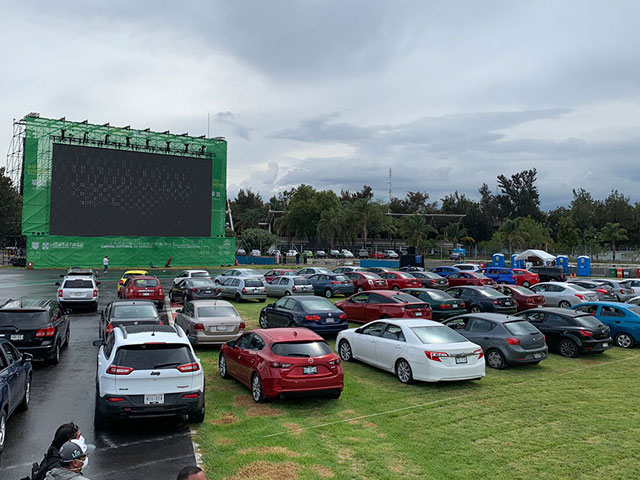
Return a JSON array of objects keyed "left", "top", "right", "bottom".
[
  {"left": 293, "top": 278, "right": 311, "bottom": 285},
  {"left": 361, "top": 273, "right": 381, "bottom": 279},
  {"left": 192, "top": 272, "right": 210, "bottom": 278},
  {"left": 509, "top": 286, "right": 534, "bottom": 295},
  {"left": 390, "top": 293, "right": 421, "bottom": 303},
  {"left": 569, "top": 284, "right": 589, "bottom": 292},
  {"left": 244, "top": 279, "right": 264, "bottom": 287},
  {"left": 133, "top": 279, "right": 158, "bottom": 287},
  {"left": 112, "top": 305, "right": 158, "bottom": 319},
  {"left": 271, "top": 341, "right": 332, "bottom": 357},
  {"left": 504, "top": 321, "right": 539, "bottom": 336},
  {"left": 411, "top": 326, "right": 466, "bottom": 344},
  {"left": 241, "top": 270, "right": 262, "bottom": 276},
  {"left": 62, "top": 279, "right": 93, "bottom": 289},
  {"left": 189, "top": 279, "right": 215, "bottom": 287},
  {"left": 333, "top": 275, "right": 349, "bottom": 282},
  {"left": 0, "top": 311, "right": 49, "bottom": 328},
  {"left": 574, "top": 315, "right": 604, "bottom": 329},
  {"left": 197, "top": 306, "right": 239, "bottom": 317},
  {"left": 113, "top": 344, "right": 194, "bottom": 370},
  {"left": 627, "top": 306, "right": 640, "bottom": 315},
  {"left": 423, "top": 290, "right": 451, "bottom": 301},
  {"left": 397, "top": 272, "right": 415, "bottom": 279},
  {"left": 479, "top": 288, "right": 503, "bottom": 298},
  {"left": 298, "top": 298, "right": 340, "bottom": 312}
]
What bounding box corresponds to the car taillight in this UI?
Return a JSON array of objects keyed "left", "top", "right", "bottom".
[
  {"left": 119, "top": 280, "right": 124, "bottom": 285},
  {"left": 430, "top": 279, "right": 436, "bottom": 283},
  {"left": 492, "top": 300, "right": 500, "bottom": 304},
  {"left": 58, "top": 290, "right": 63, "bottom": 298},
  {"left": 194, "top": 323, "right": 205, "bottom": 332},
  {"left": 93, "top": 289, "right": 98, "bottom": 298},
  {"left": 575, "top": 294, "right": 584, "bottom": 300},
  {"left": 106, "top": 365, "right": 133, "bottom": 375},
  {"left": 330, "top": 281, "right": 341, "bottom": 284},
  {"left": 595, "top": 289, "right": 606, "bottom": 294},
  {"left": 328, "top": 358, "right": 341, "bottom": 365},
  {"left": 305, "top": 315, "right": 321, "bottom": 321},
  {"left": 527, "top": 297, "right": 535, "bottom": 303},
  {"left": 543, "top": 334, "right": 546, "bottom": 342},
  {"left": 270, "top": 361, "right": 293, "bottom": 368},
  {"left": 292, "top": 286, "right": 297, "bottom": 292},
  {"left": 177, "top": 362, "right": 200, "bottom": 372},
  {"left": 619, "top": 289, "right": 627, "bottom": 294},
  {"left": 473, "top": 348, "right": 484, "bottom": 359},
  {"left": 239, "top": 322, "right": 246, "bottom": 330},
  {"left": 425, "top": 351, "right": 449, "bottom": 361},
  {"left": 368, "top": 279, "right": 374, "bottom": 285},
  {"left": 35, "top": 326, "right": 55, "bottom": 337},
  {"left": 106, "top": 323, "right": 114, "bottom": 334},
  {"left": 440, "top": 304, "right": 451, "bottom": 309},
  {"left": 189, "top": 288, "right": 197, "bottom": 293},
  {"left": 460, "top": 302, "right": 465, "bottom": 308},
  {"left": 242, "top": 287, "right": 247, "bottom": 294},
  {"left": 339, "top": 313, "right": 346, "bottom": 320},
  {"left": 506, "top": 337, "right": 521, "bottom": 345},
  {"left": 579, "top": 330, "right": 593, "bottom": 337}
]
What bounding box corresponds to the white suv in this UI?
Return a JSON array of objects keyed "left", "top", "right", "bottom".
[
  {"left": 93, "top": 324, "right": 205, "bottom": 429},
  {"left": 56, "top": 275, "right": 99, "bottom": 311}
]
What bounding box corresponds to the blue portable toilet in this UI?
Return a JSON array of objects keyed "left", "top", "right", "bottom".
[
  {"left": 556, "top": 255, "right": 569, "bottom": 275},
  {"left": 510, "top": 254, "right": 524, "bottom": 269},
  {"left": 577, "top": 256, "right": 591, "bottom": 276},
  {"left": 492, "top": 253, "right": 505, "bottom": 267}
]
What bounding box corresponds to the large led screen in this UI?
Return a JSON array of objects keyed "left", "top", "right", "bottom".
[{"left": 49, "top": 143, "right": 212, "bottom": 237}]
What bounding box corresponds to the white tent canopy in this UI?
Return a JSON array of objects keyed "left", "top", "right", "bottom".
[{"left": 514, "top": 249, "right": 556, "bottom": 265}]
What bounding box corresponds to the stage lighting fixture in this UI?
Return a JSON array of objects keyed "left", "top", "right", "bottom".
[
  {"left": 126, "top": 137, "right": 131, "bottom": 147},
  {"left": 60, "top": 129, "right": 66, "bottom": 140}
]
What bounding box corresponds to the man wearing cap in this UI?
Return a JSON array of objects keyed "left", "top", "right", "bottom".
[{"left": 45, "top": 437, "right": 95, "bottom": 480}]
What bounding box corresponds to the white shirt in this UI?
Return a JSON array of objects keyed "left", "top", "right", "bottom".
[{"left": 103, "top": 257, "right": 108, "bottom": 266}]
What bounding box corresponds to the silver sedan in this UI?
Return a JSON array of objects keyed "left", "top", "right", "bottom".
[
  {"left": 218, "top": 277, "right": 266, "bottom": 302},
  {"left": 530, "top": 282, "right": 598, "bottom": 308},
  {"left": 175, "top": 299, "right": 245, "bottom": 346},
  {"left": 265, "top": 276, "right": 314, "bottom": 297}
]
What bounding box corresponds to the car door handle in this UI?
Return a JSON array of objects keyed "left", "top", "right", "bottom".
[
  {"left": 395, "top": 345, "right": 402, "bottom": 349},
  {"left": 483, "top": 337, "right": 490, "bottom": 340}
]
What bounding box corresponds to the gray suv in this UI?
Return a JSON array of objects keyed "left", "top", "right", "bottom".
[{"left": 219, "top": 277, "right": 266, "bottom": 302}]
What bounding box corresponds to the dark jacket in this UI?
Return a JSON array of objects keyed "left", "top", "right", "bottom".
[{"left": 33, "top": 445, "right": 63, "bottom": 480}]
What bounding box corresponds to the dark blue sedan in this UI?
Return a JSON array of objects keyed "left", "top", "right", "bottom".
[
  {"left": 430, "top": 266, "right": 461, "bottom": 276},
  {"left": 307, "top": 274, "right": 354, "bottom": 298},
  {"left": 0, "top": 339, "right": 33, "bottom": 452},
  {"left": 258, "top": 296, "right": 348, "bottom": 335}
]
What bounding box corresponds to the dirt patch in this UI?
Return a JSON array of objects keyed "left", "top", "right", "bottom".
[
  {"left": 339, "top": 409, "right": 357, "bottom": 417},
  {"left": 227, "top": 461, "right": 300, "bottom": 480},
  {"left": 311, "top": 466, "right": 334, "bottom": 478},
  {"left": 239, "top": 446, "right": 300, "bottom": 457},
  {"left": 362, "top": 421, "right": 377, "bottom": 428},
  {"left": 283, "top": 423, "right": 303, "bottom": 435},
  {"left": 211, "top": 412, "right": 238, "bottom": 425},
  {"left": 233, "top": 395, "right": 254, "bottom": 407},
  {"left": 217, "top": 438, "right": 235, "bottom": 445},
  {"left": 245, "top": 404, "right": 284, "bottom": 417}
]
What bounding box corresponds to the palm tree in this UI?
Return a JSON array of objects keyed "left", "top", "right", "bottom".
[
  {"left": 442, "top": 222, "right": 475, "bottom": 248},
  {"left": 497, "top": 219, "right": 525, "bottom": 255},
  {"left": 402, "top": 215, "right": 437, "bottom": 248},
  {"left": 352, "top": 198, "right": 381, "bottom": 248},
  {"left": 316, "top": 208, "right": 343, "bottom": 249},
  {"left": 600, "top": 222, "right": 628, "bottom": 261}
]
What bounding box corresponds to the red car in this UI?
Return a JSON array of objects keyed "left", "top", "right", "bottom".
[
  {"left": 121, "top": 275, "right": 165, "bottom": 308},
  {"left": 335, "top": 290, "right": 432, "bottom": 323},
  {"left": 446, "top": 272, "right": 494, "bottom": 287},
  {"left": 493, "top": 284, "right": 545, "bottom": 311},
  {"left": 370, "top": 251, "right": 385, "bottom": 259},
  {"left": 218, "top": 328, "right": 343, "bottom": 402},
  {"left": 512, "top": 269, "right": 540, "bottom": 288},
  {"left": 345, "top": 272, "right": 389, "bottom": 292},
  {"left": 264, "top": 269, "right": 297, "bottom": 283},
  {"left": 377, "top": 271, "right": 422, "bottom": 290}
]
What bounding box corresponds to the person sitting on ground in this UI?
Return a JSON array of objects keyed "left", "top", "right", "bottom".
[
  {"left": 45, "top": 437, "right": 95, "bottom": 480},
  {"left": 177, "top": 466, "right": 207, "bottom": 480},
  {"left": 32, "top": 423, "right": 82, "bottom": 480}
]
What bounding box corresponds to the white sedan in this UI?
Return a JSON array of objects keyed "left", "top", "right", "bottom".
[
  {"left": 336, "top": 319, "right": 485, "bottom": 383},
  {"left": 172, "top": 269, "right": 211, "bottom": 285}
]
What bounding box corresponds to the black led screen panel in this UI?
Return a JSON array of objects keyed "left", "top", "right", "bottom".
[{"left": 49, "top": 143, "right": 212, "bottom": 237}]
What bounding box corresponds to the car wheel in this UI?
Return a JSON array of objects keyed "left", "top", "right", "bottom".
[
  {"left": 331, "top": 390, "right": 342, "bottom": 399},
  {"left": 558, "top": 301, "right": 571, "bottom": 309},
  {"left": 357, "top": 286, "right": 364, "bottom": 293},
  {"left": 284, "top": 291, "right": 291, "bottom": 296},
  {"left": 396, "top": 359, "right": 413, "bottom": 384},
  {"left": 234, "top": 293, "right": 242, "bottom": 302},
  {"left": 486, "top": 349, "right": 507, "bottom": 370},
  {"left": 522, "top": 281, "right": 530, "bottom": 288},
  {"left": 324, "top": 288, "right": 333, "bottom": 298},
  {"left": 0, "top": 409, "right": 6, "bottom": 453},
  {"left": 19, "top": 374, "right": 31, "bottom": 411},
  {"left": 189, "top": 404, "right": 206, "bottom": 423},
  {"left": 558, "top": 338, "right": 579, "bottom": 358},
  {"left": 470, "top": 306, "right": 481, "bottom": 313},
  {"left": 615, "top": 332, "right": 635, "bottom": 349},
  {"left": 259, "top": 312, "right": 269, "bottom": 329},
  {"left": 49, "top": 342, "right": 61, "bottom": 365},
  {"left": 219, "top": 353, "right": 230, "bottom": 379},
  {"left": 392, "top": 286, "right": 400, "bottom": 291},
  {"left": 251, "top": 373, "right": 267, "bottom": 403},
  {"left": 338, "top": 340, "right": 353, "bottom": 362},
  {"left": 64, "top": 327, "right": 70, "bottom": 348}
]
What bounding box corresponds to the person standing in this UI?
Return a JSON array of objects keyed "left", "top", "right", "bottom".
[
  {"left": 295, "top": 252, "right": 300, "bottom": 265},
  {"left": 32, "top": 423, "right": 82, "bottom": 480},
  {"left": 102, "top": 256, "right": 109, "bottom": 273}
]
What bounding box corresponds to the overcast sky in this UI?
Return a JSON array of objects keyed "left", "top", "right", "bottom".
[{"left": 1, "top": 0, "right": 639, "bottom": 210}]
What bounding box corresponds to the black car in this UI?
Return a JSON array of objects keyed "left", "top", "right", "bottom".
[
  {"left": 528, "top": 266, "right": 565, "bottom": 282},
  {"left": 99, "top": 300, "right": 161, "bottom": 340},
  {"left": 0, "top": 339, "right": 33, "bottom": 452},
  {"left": 445, "top": 286, "right": 517, "bottom": 314},
  {"left": 169, "top": 278, "right": 220, "bottom": 304},
  {"left": 567, "top": 279, "right": 617, "bottom": 301},
  {"left": 409, "top": 271, "right": 449, "bottom": 290},
  {"left": 515, "top": 307, "right": 613, "bottom": 358},
  {"left": 258, "top": 296, "right": 348, "bottom": 335},
  {"left": 0, "top": 299, "right": 70, "bottom": 364}
]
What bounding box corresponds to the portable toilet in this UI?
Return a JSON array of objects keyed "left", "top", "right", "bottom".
[
  {"left": 492, "top": 253, "right": 505, "bottom": 267},
  {"left": 511, "top": 254, "right": 524, "bottom": 269},
  {"left": 556, "top": 255, "right": 569, "bottom": 275},
  {"left": 577, "top": 256, "right": 591, "bottom": 276}
]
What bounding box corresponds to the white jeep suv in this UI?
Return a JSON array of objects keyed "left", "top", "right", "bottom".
[{"left": 94, "top": 324, "right": 205, "bottom": 428}]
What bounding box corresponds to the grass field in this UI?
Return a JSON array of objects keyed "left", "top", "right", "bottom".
[{"left": 194, "top": 299, "right": 640, "bottom": 480}]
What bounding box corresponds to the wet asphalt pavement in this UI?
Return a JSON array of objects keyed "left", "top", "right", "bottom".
[{"left": 0, "top": 268, "right": 197, "bottom": 480}]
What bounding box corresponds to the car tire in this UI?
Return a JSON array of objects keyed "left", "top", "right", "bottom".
[
  {"left": 259, "top": 312, "right": 269, "bottom": 329},
  {"left": 219, "top": 353, "right": 230, "bottom": 379},
  {"left": 331, "top": 390, "right": 342, "bottom": 399},
  {"left": 470, "top": 306, "right": 481, "bottom": 313},
  {"left": 522, "top": 281, "right": 530, "bottom": 288},
  {"left": 357, "top": 286, "right": 364, "bottom": 293},
  {"left": 392, "top": 286, "right": 400, "bottom": 291},
  {"left": 486, "top": 349, "right": 507, "bottom": 370},
  {"left": 558, "top": 338, "right": 579, "bottom": 358},
  {"left": 324, "top": 288, "right": 333, "bottom": 298},
  {"left": 0, "top": 409, "right": 6, "bottom": 453},
  {"left": 64, "top": 327, "right": 70, "bottom": 349},
  {"left": 234, "top": 293, "right": 242, "bottom": 302},
  {"left": 558, "top": 301, "right": 571, "bottom": 309},
  {"left": 259, "top": 298, "right": 266, "bottom": 303},
  {"left": 284, "top": 291, "right": 291, "bottom": 296},
  {"left": 251, "top": 373, "right": 267, "bottom": 403},
  {"left": 49, "top": 341, "right": 61, "bottom": 365},
  {"left": 395, "top": 359, "right": 413, "bottom": 384},
  {"left": 189, "top": 404, "right": 206, "bottom": 423},
  {"left": 338, "top": 340, "right": 353, "bottom": 362},
  {"left": 614, "top": 332, "right": 635, "bottom": 349},
  {"left": 19, "top": 374, "right": 31, "bottom": 411}
]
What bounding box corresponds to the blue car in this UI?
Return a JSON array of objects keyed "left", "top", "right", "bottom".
[
  {"left": 571, "top": 302, "right": 640, "bottom": 349},
  {"left": 0, "top": 339, "right": 33, "bottom": 452},
  {"left": 479, "top": 267, "right": 516, "bottom": 285},
  {"left": 307, "top": 273, "right": 355, "bottom": 298},
  {"left": 258, "top": 296, "right": 348, "bottom": 335},
  {"left": 430, "top": 266, "right": 461, "bottom": 276}
]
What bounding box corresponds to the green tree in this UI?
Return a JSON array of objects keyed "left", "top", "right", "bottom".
[
  {"left": 497, "top": 219, "right": 526, "bottom": 255},
  {"left": 600, "top": 222, "right": 628, "bottom": 261},
  {"left": 316, "top": 207, "right": 344, "bottom": 249},
  {"left": 401, "top": 215, "right": 437, "bottom": 249},
  {"left": 441, "top": 222, "right": 475, "bottom": 247},
  {"left": 555, "top": 216, "right": 580, "bottom": 252},
  {"left": 496, "top": 169, "right": 542, "bottom": 219},
  {"left": 237, "top": 228, "right": 277, "bottom": 254},
  {"left": 0, "top": 168, "right": 22, "bottom": 245},
  {"left": 517, "top": 217, "right": 553, "bottom": 250}
]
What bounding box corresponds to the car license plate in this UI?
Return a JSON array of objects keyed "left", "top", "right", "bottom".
[
  {"left": 10, "top": 334, "right": 23, "bottom": 341},
  {"left": 215, "top": 326, "right": 228, "bottom": 331},
  {"left": 455, "top": 356, "right": 467, "bottom": 364},
  {"left": 205, "top": 290, "right": 212, "bottom": 293},
  {"left": 303, "top": 366, "right": 317, "bottom": 374},
  {"left": 144, "top": 393, "right": 164, "bottom": 404},
  {"left": 603, "top": 343, "right": 609, "bottom": 348},
  {"left": 325, "top": 318, "right": 336, "bottom": 323},
  {"left": 142, "top": 292, "right": 150, "bottom": 296},
  {"left": 533, "top": 353, "right": 542, "bottom": 359},
  {"left": 415, "top": 311, "right": 422, "bottom": 316}
]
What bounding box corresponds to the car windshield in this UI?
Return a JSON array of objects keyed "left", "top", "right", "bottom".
[
  {"left": 298, "top": 299, "right": 340, "bottom": 312},
  {"left": 397, "top": 272, "right": 415, "bottom": 279},
  {"left": 479, "top": 289, "right": 503, "bottom": 298},
  {"left": 390, "top": 293, "right": 421, "bottom": 303},
  {"left": 423, "top": 290, "right": 452, "bottom": 301},
  {"left": 574, "top": 315, "right": 604, "bottom": 329},
  {"left": 189, "top": 279, "right": 215, "bottom": 287},
  {"left": 133, "top": 279, "right": 158, "bottom": 287},
  {"left": 240, "top": 270, "right": 261, "bottom": 276},
  {"left": 0, "top": 311, "right": 49, "bottom": 328},
  {"left": 504, "top": 321, "right": 539, "bottom": 335},
  {"left": 333, "top": 275, "right": 349, "bottom": 282},
  {"left": 197, "top": 306, "right": 239, "bottom": 317},
  {"left": 113, "top": 344, "right": 194, "bottom": 370},
  {"left": 112, "top": 305, "right": 158, "bottom": 319},
  {"left": 192, "top": 272, "right": 210, "bottom": 278},
  {"left": 62, "top": 279, "right": 93, "bottom": 289},
  {"left": 293, "top": 278, "right": 311, "bottom": 285},
  {"left": 509, "top": 286, "right": 534, "bottom": 295},
  {"left": 271, "top": 341, "right": 332, "bottom": 357},
  {"left": 411, "top": 326, "right": 466, "bottom": 344},
  {"left": 245, "top": 279, "right": 264, "bottom": 287}
]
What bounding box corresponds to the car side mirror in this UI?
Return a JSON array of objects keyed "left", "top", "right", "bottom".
[
  {"left": 355, "top": 328, "right": 363, "bottom": 334},
  {"left": 21, "top": 353, "right": 33, "bottom": 364},
  {"left": 55, "top": 282, "right": 60, "bottom": 286},
  {"left": 92, "top": 339, "right": 103, "bottom": 347},
  {"left": 176, "top": 308, "right": 183, "bottom": 313},
  {"left": 227, "top": 340, "right": 237, "bottom": 348},
  {"left": 268, "top": 303, "right": 274, "bottom": 308}
]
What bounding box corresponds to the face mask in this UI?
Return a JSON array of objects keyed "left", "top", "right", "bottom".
[
  {"left": 76, "top": 456, "right": 88, "bottom": 471},
  {"left": 77, "top": 434, "right": 85, "bottom": 443}
]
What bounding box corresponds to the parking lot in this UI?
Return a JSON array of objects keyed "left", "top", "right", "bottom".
[{"left": 0, "top": 268, "right": 197, "bottom": 480}]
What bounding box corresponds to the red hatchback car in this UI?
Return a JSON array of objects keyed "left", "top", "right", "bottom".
[
  {"left": 377, "top": 271, "right": 422, "bottom": 290},
  {"left": 494, "top": 284, "right": 545, "bottom": 311},
  {"left": 335, "top": 290, "right": 432, "bottom": 323},
  {"left": 446, "top": 272, "right": 495, "bottom": 287},
  {"left": 512, "top": 269, "right": 540, "bottom": 288},
  {"left": 120, "top": 275, "right": 165, "bottom": 308},
  {"left": 345, "top": 272, "right": 389, "bottom": 292},
  {"left": 370, "top": 251, "right": 385, "bottom": 259},
  {"left": 219, "top": 328, "right": 343, "bottom": 402}
]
